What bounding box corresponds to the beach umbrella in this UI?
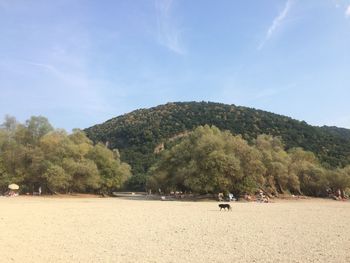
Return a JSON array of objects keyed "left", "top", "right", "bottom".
[{"left": 8, "top": 184, "right": 19, "bottom": 190}]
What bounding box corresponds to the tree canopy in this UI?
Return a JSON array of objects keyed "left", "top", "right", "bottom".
[
  {"left": 2, "top": 113, "right": 349, "bottom": 198},
  {"left": 0, "top": 116, "right": 131, "bottom": 194},
  {"left": 84, "top": 102, "right": 350, "bottom": 190},
  {"left": 147, "top": 125, "right": 350, "bottom": 196}
]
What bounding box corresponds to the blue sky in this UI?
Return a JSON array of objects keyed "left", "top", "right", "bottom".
[{"left": 0, "top": 0, "right": 350, "bottom": 131}]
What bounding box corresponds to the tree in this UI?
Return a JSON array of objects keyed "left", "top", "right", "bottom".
[
  {"left": 0, "top": 115, "right": 18, "bottom": 133},
  {"left": 0, "top": 115, "right": 133, "bottom": 195},
  {"left": 148, "top": 125, "right": 265, "bottom": 195},
  {"left": 327, "top": 166, "right": 350, "bottom": 195},
  {"left": 25, "top": 116, "right": 54, "bottom": 144},
  {"left": 255, "top": 135, "right": 299, "bottom": 195},
  {"left": 288, "top": 148, "right": 327, "bottom": 196},
  {"left": 62, "top": 158, "right": 100, "bottom": 192},
  {"left": 88, "top": 144, "right": 131, "bottom": 193},
  {"left": 43, "top": 164, "right": 71, "bottom": 193}
]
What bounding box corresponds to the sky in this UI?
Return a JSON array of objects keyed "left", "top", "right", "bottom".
[{"left": 0, "top": 0, "right": 350, "bottom": 131}]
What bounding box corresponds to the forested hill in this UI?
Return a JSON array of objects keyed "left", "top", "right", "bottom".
[
  {"left": 85, "top": 102, "right": 350, "bottom": 175},
  {"left": 320, "top": 126, "right": 350, "bottom": 141}
]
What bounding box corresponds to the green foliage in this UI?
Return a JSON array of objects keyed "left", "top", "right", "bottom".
[
  {"left": 85, "top": 102, "right": 350, "bottom": 191},
  {"left": 327, "top": 166, "right": 350, "bottom": 192},
  {"left": 63, "top": 158, "right": 100, "bottom": 192},
  {"left": 43, "top": 164, "right": 71, "bottom": 193},
  {"left": 147, "top": 125, "right": 348, "bottom": 196},
  {"left": 2, "top": 101, "right": 350, "bottom": 198},
  {"left": 0, "top": 116, "right": 131, "bottom": 194},
  {"left": 148, "top": 126, "right": 263, "bottom": 195},
  {"left": 255, "top": 135, "right": 298, "bottom": 194},
  {"left": 125, "top": 173, "right": 148, "bottom": 191},
  {"left": 88, "top": 144, "right": 131, "bottom": 192},
  {"left": 26, "top": 116, "right": 54, "bottom": 144}
]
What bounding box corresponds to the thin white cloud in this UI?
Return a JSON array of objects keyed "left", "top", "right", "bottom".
[
  {"left": 258, "top": 0, "right": 293, "bottom": 50},
  {"left": 23, "top": 61, "right": 59, "bottom": 74},
  {"left": 155, "top": 0, "right": 185, "bottom": 54},
  {"left": 346, "top": 5, "right": 350, "bottom": 17}
]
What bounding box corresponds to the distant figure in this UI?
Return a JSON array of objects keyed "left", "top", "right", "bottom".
[
  {"left": 244, "top": 193, "right": 252, "bottom": 201},
  {"left": 38, "top": 186, "right": 42, "bottom": 195},
  {"left": 336, "top": 189, "right": 341, "bottom": 198},
  {"left": 228, "top": 193, "right": 234, "bottom": 202},
  {"left": 218, "top": 193, "right": 224, "bottom": 201}
]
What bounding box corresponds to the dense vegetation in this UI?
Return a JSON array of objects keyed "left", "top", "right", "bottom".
[
  {"left": 2, "top": 101, "right": 350, "bottom": 197},
  {"left": 0, "top": 115, "right": 131, "bottom": 194},
  {"left": 147, "top": 125, "right": 350, "bottom": 197},
  {"left": 85, "top": 102, "right": 350, "bottom": 190}
]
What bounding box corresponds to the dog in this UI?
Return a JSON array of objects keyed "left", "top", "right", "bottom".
[{"left": 218, "top": 203, "right": 232, "bottom": 211}]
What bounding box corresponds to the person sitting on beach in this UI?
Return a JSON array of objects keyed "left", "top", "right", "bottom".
[
  {"left": 218, "top": 192, "right": 224, "bottom": 201},
  {"left": 228, "top": 192, "right": 235, "bottom": 202}
]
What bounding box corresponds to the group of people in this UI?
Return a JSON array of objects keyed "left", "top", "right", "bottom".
[
  {"left": 256, "top": 190, "right": 269, "bottom": 203},
  {"left": 218, "top": 190, "right": 269, "bottom": 202},
  {"left": 1, "top": 190, "right": 19, "bottom": 197},
  {"left": 328, "top": 188, "right": 348, "bottom": 201},
  {"left": 217, "top": 192, "right": 236, "bottom": 202}
]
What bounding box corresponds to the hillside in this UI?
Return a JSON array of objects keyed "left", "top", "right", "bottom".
[
  {"left": 85, "top": 102, "right": 350, "bottom": 177},
  {"left": 320, "top": 126, "right": 350, "bottom": 141}
]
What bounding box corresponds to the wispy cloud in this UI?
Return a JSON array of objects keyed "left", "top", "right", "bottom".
[
  {"left": 23, "top": 61, "right": 59, "bottom": 74},
  {"left": 155, "top": 0, "right": 185, "bottom": 54},
  {"left": 258, "top": 0, "right": 293, "bottom": 50},
  {"left": 17, "top": 57, "right": 116, "bottom": 115},
  {"left": 346, "top": 5, "right": 350, "bottom": 17}
]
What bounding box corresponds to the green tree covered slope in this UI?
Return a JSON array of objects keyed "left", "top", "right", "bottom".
[{"left": 85, "top": 102, "right": 350, "bottom": 176}]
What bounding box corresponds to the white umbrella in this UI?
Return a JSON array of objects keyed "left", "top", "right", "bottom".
[{"left": 8, "top": 184, "right": 19, "bottom": 190}]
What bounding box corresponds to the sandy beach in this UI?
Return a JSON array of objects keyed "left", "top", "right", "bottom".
[{"left": 0, "top": 197, "right": 349, "bottom": 263}]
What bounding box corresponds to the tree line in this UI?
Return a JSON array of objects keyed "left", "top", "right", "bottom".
[
  {"left": 147, "top": 125, "right": 350, "bottom": 197},
  {"left": 0, "top": 115, "right": 131, "bottom": 194},
  {"left": 84, "top": 102, "right": 350, "bottom": 190},
  {"left": 1, "top": 114, "right": 349, "bottom": 198}
]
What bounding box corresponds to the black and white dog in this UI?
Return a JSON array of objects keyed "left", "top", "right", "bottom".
[{"left": 218, "top": 204, "right": 232, "bottom": 211}]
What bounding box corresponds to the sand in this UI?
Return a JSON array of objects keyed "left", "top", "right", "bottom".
[{"left": 0, "top": 197, "right": 349, "bottom": 263}]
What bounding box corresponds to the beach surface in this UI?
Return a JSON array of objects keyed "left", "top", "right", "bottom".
[{"left": 0, "top": 197, "right": 349, "bottom": 263}]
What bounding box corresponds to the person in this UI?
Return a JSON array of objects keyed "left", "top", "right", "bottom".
[
  {"left": 228, "top": 192, "right": 234, "bottom": 202},
  {"left": 258, "top": 190, "right": 264, "bottom": 202},
  {"left": 218, "top": 192, "right": 224, "bottom": 201},
  {"left": 244, "top": 193, "right": 252, "bottom": 201},
  {"left": 38, "top": 186, "right": 42, "bottom": 195},
  {"left": 337, "top": 189, "right": 341, "bottom": 198}
]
